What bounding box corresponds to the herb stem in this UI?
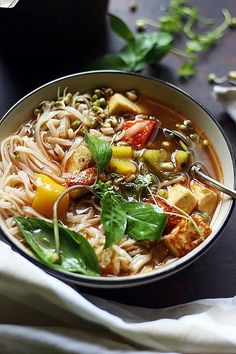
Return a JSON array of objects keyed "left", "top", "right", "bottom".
[
  {"left": 53, "top": 184, "right": 96, "bottom": 262},
  {"left": 140, "top": 17, "right": 161, "bottom": 29},
  {"left": 215, "top": 8, "right": 232, "bottom": 34},
  {"left": 148, "top": 189, "right": 203, "bottom": 239},
  {"left": 183, "top": 17, "right": 196, "bottom": 39},
  {"left": 171, "top": 47, "right": 195, "bottom": 59}
]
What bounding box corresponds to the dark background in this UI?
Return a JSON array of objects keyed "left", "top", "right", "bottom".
[{"left": 0, "top": 0, "right": 235, "bottom": 308}]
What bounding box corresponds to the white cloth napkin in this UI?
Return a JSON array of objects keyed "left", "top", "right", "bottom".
[
  {"left": 0, "top": 241, "right": 236, "bottom": 354},
  {"left": 213, "top": 86, "right": 236, "bottom": 122},
  {"left": 0, "top": 0, "right": 19, "bottom": 7}
]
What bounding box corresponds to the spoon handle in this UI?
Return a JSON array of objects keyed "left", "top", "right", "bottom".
[{"left": 191, "top": 165, "right": 236, "bottom": 199}]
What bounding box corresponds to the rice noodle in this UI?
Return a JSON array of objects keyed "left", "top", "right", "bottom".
[{"left": 0, "top": 87, "right": 184, "bottom": 278}]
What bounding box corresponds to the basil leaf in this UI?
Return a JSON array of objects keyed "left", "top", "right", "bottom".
[
  {"left": 134, "top": 32, "right": 172, "bottom": 60},
  {"left": 101, "top": 192, "right": 127, "bottom": 248},
  {"left": 145, "top": 32, "right": 173, "bottom": 63},
  {"left": 85, "top": 134, "right": 112, "bottom": 173},
  {"left": 91, "top": 53, "right": 131, "bottom": 71},
  {"left": 109, "top": 14, "right": 135, "bottom": 44},
  {"left": 14, "top": 216, "right": 100, "bottom": 276},
  {"left": 119, "top": 44, "right": 138, "bottom": 70},
  {"left": 122, "top": 202, "right": 167, "bottom": 241}
]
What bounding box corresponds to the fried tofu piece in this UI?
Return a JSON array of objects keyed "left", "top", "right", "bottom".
[
  {"left": 190, "top": 180, "right": 218, "bottom": 217},
  {"left": 167, "top": 184, "right": 197, "bottom": 215},
  {"left": 66, "top": 167, "right": 97, "bottom": 199},
  {"left": 163, "top": 214, "right": 211, "bottom": 257},
  {"left": 108, "top": 93, "right": 140, "bottom": 116},
  {"left": 65, "top": 145, "right": 93, "bottom": 174}
]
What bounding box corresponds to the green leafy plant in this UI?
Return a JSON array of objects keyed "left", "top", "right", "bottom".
[
  {"left": 92, "top": 1, "right": 233, "bottom": 78},
  {"left": 98, "top": 184, "right": 167, "bottom": 247},
  {"left": 85, "top": 133, "right": 112, "bottom": 173},
  {"left": 101, "top": 191, "right": 127, "bottom": 248},
  {"left": 122, "top": 201, "right": 167, "bottom": 241},
  {"left": 92, "top": 14, "right": 173, "bottom": 72},
  {"left": 14, "top": 216, "right": 101, "bottom": 276}
]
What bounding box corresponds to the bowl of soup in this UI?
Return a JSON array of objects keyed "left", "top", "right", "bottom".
[{"left": 0, "top": 71, "right": 234, "bottom": 288}]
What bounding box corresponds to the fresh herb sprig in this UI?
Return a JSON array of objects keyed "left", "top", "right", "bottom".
[
  {"left": 92, "top": 14, "right": 173, "bottom": 72},
  {"left": 97, "top": 183, "right": 167, "bottom": 247},
  {"left": 92, "top": 0, "right": 234, "bottom": 78},
  {"left": 141, "top": 2, "right": 233, "bottom": 77},
  {"left": 14, "top": 216, "right": 101, "bottom": 276},
  {"left": 171, "top": 8, "right": 232, "bottom": 77}
]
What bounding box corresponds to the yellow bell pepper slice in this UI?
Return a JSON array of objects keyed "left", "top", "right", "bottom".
[
  {"left": 109, "top": 158, "right": 136, "bottom": 175},
  {"left": 32, "top": 174, "right": 69, "bottom": 219},
  {"left": 112, "top": 146, "right": 133, "bottom": 159}
]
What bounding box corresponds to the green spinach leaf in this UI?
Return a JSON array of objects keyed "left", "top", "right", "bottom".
[
  {"left": 122, "top": 202, "right": 167, "bottom": 241},
  {"left": 14, "top": 216, "right": 100, "bottom": 276},
  {"left": 101, "top": 191, "right": 127, "bottom": 248},
  {"left": 85, "top": 134, "right": 112, "bottom": 173}
]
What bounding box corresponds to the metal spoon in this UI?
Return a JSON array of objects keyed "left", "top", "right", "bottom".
[
  {"left": 191, "top": 163, "right": 236, "bottom": 199},
  {"left": 160, "top": 128, "right": 236, "bottom": 199},
  {"left": 162, "top": 128, "right": 190, "bottom": 146}
]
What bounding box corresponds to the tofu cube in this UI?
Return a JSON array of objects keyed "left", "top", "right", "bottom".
[
  {"left": 167, "top": 184, "right": 197, "bottom": 215},
  {"left": 190, "top": 180, "right": 218, "bottom": 216},
  {"left": 66, "top": 145, "right": 93, "bottom": 173},
  {"left": 108, "top": 93, "right": 140, "bottom": 116}
]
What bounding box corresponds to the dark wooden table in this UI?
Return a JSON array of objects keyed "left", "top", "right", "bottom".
[{"left": 0, "top": 0, "right": 235, "bottom": 308}]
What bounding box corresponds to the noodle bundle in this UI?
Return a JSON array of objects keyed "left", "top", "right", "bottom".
[{"left": 0, "top": 87, "right": 219, "bottom": 277}]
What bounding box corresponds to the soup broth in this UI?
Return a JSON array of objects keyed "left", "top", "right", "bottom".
[{"left": 0, "top": 87, "right": 222, "bottom": 278}]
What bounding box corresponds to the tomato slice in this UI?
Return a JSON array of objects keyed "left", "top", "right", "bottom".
[{"left": 122, "top": 119, "right": 157, "bottom": 150}]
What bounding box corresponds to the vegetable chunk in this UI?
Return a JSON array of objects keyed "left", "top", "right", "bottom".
[
  {"left": 108, "top": 93, "right": 140, "bottom": 115},
  {"left": 109, "top": 146, "right": 136, "bottom": 175},
  {"left": 190, "top": 180, "right": 218, "bottom": 216},
  {"left": 142, "top": 149, "right": 166, "bottom": 172},
  {"left": 66, "top": 167, "right": 98, "bottom": 199},
  {"left": 163, "top": 215, "right": 211, "bottom": 257},
  {"left": 32, "top": 174, "right": 69, "bottom": 219},
  {"left": 112, "top": 146, "right": 133, "bottom": 159},
  {"left": 122, "top": 119, "right": 158, "bottom": 150},
  {"left": 109, "top": 158, "right": 136, "bottom": 175},
  {"left": 66, "top": 145, "right": 93, "bottom": 173},
  {"left": 167, "top": 184, "right": 197, "bottom": 214}
]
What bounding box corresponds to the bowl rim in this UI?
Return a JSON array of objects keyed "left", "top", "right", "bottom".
[{"left": 0, "top": 70, "right": 235, "bottom": 288}]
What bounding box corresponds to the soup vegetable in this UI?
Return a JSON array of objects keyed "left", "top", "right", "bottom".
[{"left": 0, "top": 87, "right": 220, "bottom": 277}]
